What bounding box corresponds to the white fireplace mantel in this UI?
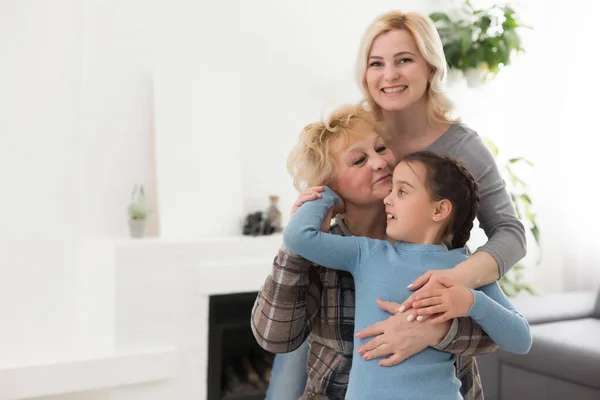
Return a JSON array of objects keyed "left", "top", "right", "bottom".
[
  {"left": 113, "top": 233, "right": 283, "bottom": 295},
  {"left": 0, "top": 234, "right": 283, "bottom": 400},
  {"left": 111, "top": 234, "right": 282, "bottom": 400},
  {"left": 111, "top": 233, "right": 283, "bottom": 399}
]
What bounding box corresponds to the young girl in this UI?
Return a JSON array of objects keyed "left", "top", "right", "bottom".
[{"left": 282, "top": 149, "right": 531, "bottom": 399}]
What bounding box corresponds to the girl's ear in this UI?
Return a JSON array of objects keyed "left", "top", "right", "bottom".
[{"left": 432, "top": 199, "right": 452, "bottom": 222}]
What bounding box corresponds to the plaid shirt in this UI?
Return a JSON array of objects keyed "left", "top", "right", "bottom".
[{"left": 252, "top": 219, "right": 497, "bottom": 400}]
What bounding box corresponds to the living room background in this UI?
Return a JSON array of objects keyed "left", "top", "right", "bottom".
[{"left": 1, "top": 0, "right": 598, "bottom": 377}]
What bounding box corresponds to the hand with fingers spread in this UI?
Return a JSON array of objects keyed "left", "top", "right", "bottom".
[{"left": 354, "top": 298, "right": 452, "bottom": 367}]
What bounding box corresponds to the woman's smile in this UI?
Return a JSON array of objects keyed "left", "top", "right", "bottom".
[{"left": 373, "top": 174, "right": 392, "bottom": 186}]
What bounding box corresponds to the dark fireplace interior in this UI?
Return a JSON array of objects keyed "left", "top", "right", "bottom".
[{"left": 207, "top": 291, "right": 275, "bottom": 400}]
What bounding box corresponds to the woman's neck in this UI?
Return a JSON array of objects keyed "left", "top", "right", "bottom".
[
  {"left": 343, "top": 202, "right": 389, "bottom": 241},
  {"left": 383, "top": 101, "right": 429, "bottom": 142},
  {"left": 382, "top": 100, "right": 449, "bottom": 159}
]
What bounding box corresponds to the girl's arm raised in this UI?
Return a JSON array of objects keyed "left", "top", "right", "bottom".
[{"left": 283, "top": 186, "right": 375, "bottom": 274}]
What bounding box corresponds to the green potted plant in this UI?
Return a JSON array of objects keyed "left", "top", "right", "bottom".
[
  {"left": 127, "top": 184, "right": 151, "bottom": 238},
  {"left": 483, "top": 138, "right": 539, "bottom": 297},
  {"left": 429, "top": 1, "right": 531, "bottom": 86}
]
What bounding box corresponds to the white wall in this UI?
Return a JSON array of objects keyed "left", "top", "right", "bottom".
[
  {"left": 0, "top": 0, "right": 81, "bottom": 362},
  {"left": 81, "top": 0, "right": 159, "bottom": 238},
  {"left": 78, "top": 0, "right": 248, "bottom": 238},
  {"left": 552, "top": 0, "right": 600, "bottom": 291},
  {"left": 151, "top": 0, "right": 245, "bottom": 237}
]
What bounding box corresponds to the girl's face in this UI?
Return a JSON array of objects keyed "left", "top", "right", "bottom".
[
  {"left": 383, "top": 160, "right": 440, "bottom": 242},
  {"left": 365, "top": 29, "right": 431, "bottom": 114},
  {"left": 330, "top": 132, "right": 396, "bottom": 206}
]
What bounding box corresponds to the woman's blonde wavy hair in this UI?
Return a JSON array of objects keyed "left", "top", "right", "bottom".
[
  {"left": 287, "top": 104, "right": 382, "bottom": 192},
  {"left": 356, "top": 10, "right": 459, "bottom": 125}
]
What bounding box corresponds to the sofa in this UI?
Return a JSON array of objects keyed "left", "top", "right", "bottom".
[{"left": 477, "top": 290, "right": 600, "bottom": 400}]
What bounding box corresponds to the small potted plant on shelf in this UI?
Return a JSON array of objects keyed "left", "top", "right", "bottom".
[
  {"left": 429, "top": 1, "right": 531, "bottom": 87},
  {"left": 127, "top": 184, "right": 151, "bottom": 238}
]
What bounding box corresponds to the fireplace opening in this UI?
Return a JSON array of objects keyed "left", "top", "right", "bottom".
[{"left": 207, "top": 291, "right": 274, "bottom": 400}]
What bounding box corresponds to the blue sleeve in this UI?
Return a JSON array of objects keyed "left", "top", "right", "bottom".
[
  {"left": 282, "top": 187, "right": 366, "bottom": 274},
  {"left": 467, "top": 283, "right": 532, "bottom": 354}
]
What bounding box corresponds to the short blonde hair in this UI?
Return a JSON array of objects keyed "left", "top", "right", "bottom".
[
  {"left": 356, "top": 10, "right": 459, "bottom": 125},
  {"left": 287, "top": 104, "right": 380, "bottom": 192}
]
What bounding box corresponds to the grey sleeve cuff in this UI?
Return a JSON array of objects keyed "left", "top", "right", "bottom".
[
  {"left": 475, "top": 240, "right": 522, "bottom": 278},
  {"left": 475, "top": 244, "right": 507, "bottom": 277},
  {"left": 434, "top": 318, "right": 459, "bottom": 350}
]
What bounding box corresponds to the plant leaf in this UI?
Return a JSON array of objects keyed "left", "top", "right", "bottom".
[
  {"left": 429, "top": 12, "right": 452, "bottom": 23},
  {"left": 506, "top": 165, "right": 527, "bottom": 187},
  {"left": 502, "top": 6, "right": 519, "bottom": 30},
  {"left": 503, "top": 29, "right": 522, "bottom": 52},
  {"left": 520, "top": 193, "right": 532, "bottom": 206},
  {"left": 508, "top": 157, "right": 534, "bottom": 166},
  {"left": 479, "top": 15, "right": 492, "bottom": 34},
  {"left": 530, "top": 223, "right": 540, "bottom": 245},
  {"left": 499, "top": 279, "right": 517, "bottom": 297},
  {"left": 510, "top": 194, "right": 523, "bottom": 219},
  {"left": 523, "top": 284, "right": 538, "bottom": 295}
]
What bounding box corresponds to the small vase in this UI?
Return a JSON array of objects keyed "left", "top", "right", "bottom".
[
  {"left": 129, "top": 219, "right": 146, "bottom": 238},
  {"left": 266, "top": 195, "right": 282, "bottom": 232}
]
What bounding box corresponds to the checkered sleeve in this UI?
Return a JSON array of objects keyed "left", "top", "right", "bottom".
[
  {"left": 251, "top": 245, "right": 322, "bottom": 353},
  {"left": 434, "top": 318, "right": 496, "bottom": 400},
  {"left": 434, "top": 317, "right": 499, "bottom": 356},
  {"left": 457, "top": 356, "right": 484, "bottom": 400}
]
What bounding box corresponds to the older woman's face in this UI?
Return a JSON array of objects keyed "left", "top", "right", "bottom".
[
  {"left": 330, "top": 132, "right": 396, "bottom": 206},
  {"left": 365, "top": 29, "right": 431, "bottom": 113}
]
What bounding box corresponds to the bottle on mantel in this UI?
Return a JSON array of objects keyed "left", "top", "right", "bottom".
[{"left": 265, "top": 195, "right": 282, "bottom": 233}]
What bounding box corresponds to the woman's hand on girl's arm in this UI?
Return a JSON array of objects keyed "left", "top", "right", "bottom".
[
  {"left": 289, "top": 185, "right": 343, "bottom": 232},
  {"left": 399, "top": 251, "right": 499, "bottom": 322},
  {"left": 353, "top": 298, "right": 451, "bottom": 366},
  {"left": 290, "top": 186, "right": 325, "bottom": 215}
]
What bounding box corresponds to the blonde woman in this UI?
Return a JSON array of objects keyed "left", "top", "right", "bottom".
[
  {"left": 256, "top": 10, "right": 525, "bottom": 400},
  {"left": 353, "top": 7, "right": 525, "bottom": 337}
]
